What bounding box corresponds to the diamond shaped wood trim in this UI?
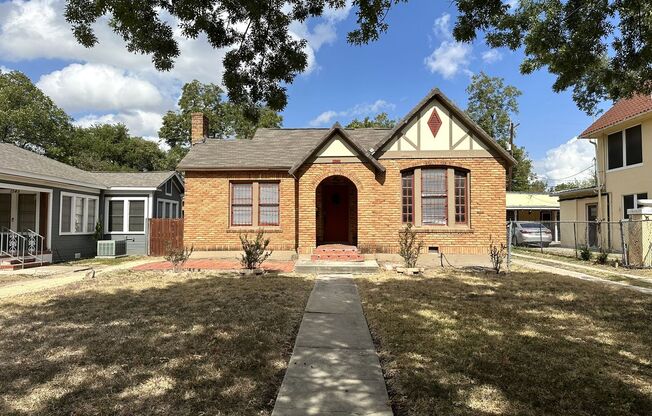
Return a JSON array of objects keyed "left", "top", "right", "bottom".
[{"left": 427, "top": 108, "right": 442, "bottom": 138}]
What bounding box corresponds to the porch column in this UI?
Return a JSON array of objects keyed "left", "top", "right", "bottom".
[{"left": 626, "top": 200, "right": 652, "bottom": 267}]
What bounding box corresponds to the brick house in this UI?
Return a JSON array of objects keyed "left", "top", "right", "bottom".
[{"left": 177, "top": 89, "right": 515, "bottom": 255}]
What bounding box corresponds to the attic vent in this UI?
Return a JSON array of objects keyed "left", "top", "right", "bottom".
[{"left": 428, "top": 246, "right": 439, "bottom": 254}]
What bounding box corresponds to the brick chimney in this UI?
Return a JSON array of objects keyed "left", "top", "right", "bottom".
[{"left": 191, "top": 112, "right": 209, "bottom": 145}]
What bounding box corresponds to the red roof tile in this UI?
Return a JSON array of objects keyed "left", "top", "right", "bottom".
[{"left": 581, "top": 95, "right": 652, "bottom": 138}]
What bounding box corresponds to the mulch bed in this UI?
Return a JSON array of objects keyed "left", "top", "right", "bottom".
[{"left": 132, "top": 259, "right": 295, "bottom": 273}]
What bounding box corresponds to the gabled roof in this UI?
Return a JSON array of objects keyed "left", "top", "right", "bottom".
[
  {"left": 0, "top": 143, "right": 182, "bottom": 191},
  {"left": 176, "top": 128, "right": 389, "bottom": 171},
  {"left": 288, "top": 123, "right": 385, "bottom": 175},
  {"left": 89, "top": 171, "right": 181, "bottom": 189},
  {"left": 0, "top": 143, "right": 101, "bottom": 188},
  {"left": 372, "top": 88, "right": 516, "bottom": 166},
  {"left": 580, "top": 95, "right": 652, "bottom": 138}
]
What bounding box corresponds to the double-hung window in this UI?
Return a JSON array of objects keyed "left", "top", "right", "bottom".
[
  {"left": 230, "top": 181, "right": 280, "bottom": 227},
  {"left": 157, "top": 200, "right": 179, "bottom": 218},
  {"left": 422, "top": 169, "right": 447, "bottom": 225},
  {"left": 106, "top": 198, "right": 147, "bottom": 233},
  {"left": 608, "top": 125, "right": 643, "bottom": 170},
  {"left": 401, "top": 167, "right": 469, "bottom": 227},
  {"left": 60, "top": 192, "right": 99, "bottom": 235}
]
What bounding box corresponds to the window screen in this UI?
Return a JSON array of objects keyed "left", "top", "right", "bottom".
[
  {"left": 402, "top": 172, "right": 414, "bottom": 224},
  {"left": 61, "top": 195, "right": 72, "bottom": 233},
  {"left": 626, "top": 125, "right": 643, "bottom": 166},
  {"left": 259, "top": 183, "right": 280, "bottom": 226},
  {"left": 87, "top": 199, "right": 96, "bottom": 232},
  {"left": 74, "top": 197, "right": 85, "bottom": 233},
  {"left": 422, "top": 169, "right": 447, "bottom": 225},
  {"left": 454, "top": 170, "right": 467, "bottom": 224},
  {"left": 608, "top": 131, "right": 623, "bottom": 170},
  {"left": 109, "top": 200, "right": 124, "bottom": 232},
  {"left": 231, "top": 183, "right": 253, "bottom": 225},
  {"left": 129, "top": 201, "right": 145, "bottom": 232}
]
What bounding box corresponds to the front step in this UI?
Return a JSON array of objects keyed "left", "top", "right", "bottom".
[
  {"left": 295, "top": 259, "right": 379, "bottom": 274},
  {"left": 0, "top": 261, "right": 50, "bottom": 271},
  {"left": 311, "top": 244, "right": 365, "bottom": 262}
]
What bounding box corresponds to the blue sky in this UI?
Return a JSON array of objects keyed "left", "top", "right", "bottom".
[{"left": 0, "top": 0, "right": 598, "bottom": 185}]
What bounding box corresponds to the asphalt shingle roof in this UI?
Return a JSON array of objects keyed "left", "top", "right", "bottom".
[
  {"left": 581, "top": 95, "right": 652, "bottom": 137},
  {"left": 0, "top": 143, "right": 178, "bottom": 189},
  {"left": 177, "top": 128, "right": 390, "bottom": 170}
]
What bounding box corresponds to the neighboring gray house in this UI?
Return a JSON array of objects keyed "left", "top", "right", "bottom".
[{"left": 0, "top": 143, "right": 184, "bottom": 267}]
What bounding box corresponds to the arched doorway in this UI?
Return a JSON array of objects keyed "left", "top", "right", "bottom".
[{"left": 316, "top": 175, "right": 358, "bottom": 246}]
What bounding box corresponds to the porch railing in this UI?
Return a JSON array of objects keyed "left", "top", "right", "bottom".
[{"left": 0, "top": 227, "right": 45, "bottom": 269}]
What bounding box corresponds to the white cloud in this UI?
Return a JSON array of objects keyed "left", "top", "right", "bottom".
[
  {"left": 433, "top": 13, "right": 452, "bottom": 38},
  {"left": 309, "top": 99, "right": 395, "bottom": 126},
  {"left": 533, "top": 137, "right": 596, "bottom": 186},
  {"left": 75, "top": 110, "right": 164, "bottom": 139},
  {"left": 0, "top": 65, "right": 10, "bottom": 73},
  {"left": 481, "top": 49, "right": 502, "bottom": 64},
  {"left": 37, "top": 63, "right": 165, "bottom": 112},
  {"left": 424, "top": 41, "right": 472, "bottom": 79}
]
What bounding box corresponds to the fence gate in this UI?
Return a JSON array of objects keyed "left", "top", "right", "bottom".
[{"left": 149, "top": 219, "right": 183, "bottom": 256}]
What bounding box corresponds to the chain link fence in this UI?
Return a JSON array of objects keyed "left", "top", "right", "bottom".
[{"left": 506, "top": 219, "right": 652, "bottom": 268}]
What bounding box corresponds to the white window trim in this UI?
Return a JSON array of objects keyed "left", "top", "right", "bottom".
[
  {"left": 607, "top": 126, "right": 643, "bottom": 172},
  {"left": 59, "top": 192, "right": 99, "bottom": 236},
  {"left": 622, "top": 193, "right": 648, "bottom": 219},
  {"left": 164, "top": 181, "right": 172, "bottom": 196},
  {"left": 157, "top": 198, "right": 179, "bottom": 218},
  {"left": 104, "top": 196, "right": 148, "bottom": 235}
]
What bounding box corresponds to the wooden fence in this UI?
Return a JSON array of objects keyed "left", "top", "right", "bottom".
[{"left": 149, "top": 218, "right": 183, "bottom": 256}]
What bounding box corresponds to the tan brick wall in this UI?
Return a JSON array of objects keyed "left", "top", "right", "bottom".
[
  {"left": 184, "top": 171, "right": 297, "bottom": 250},
  {"left": 296, "top": 158, "right": 507, "bottom": 255},
  {"left": 184, "top": 157, "right": 506, "bottom": 255}
]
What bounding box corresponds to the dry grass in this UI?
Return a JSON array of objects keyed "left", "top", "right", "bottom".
[
  {"left": 357, "top": 269, "right": 652, "bottom": 416},
  {"left": 0, "top": 270, "right": 313, "bottom": 415}
]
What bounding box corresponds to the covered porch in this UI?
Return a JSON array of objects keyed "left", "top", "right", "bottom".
[{"left": 0, "top": 183, "right": 52, "bottom": 269}]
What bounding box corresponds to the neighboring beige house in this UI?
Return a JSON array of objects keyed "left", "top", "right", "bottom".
[
  {"left": 559, "top": 95, "right": 652, "bottom": 249},
  {"left": 506, "top": 192, "right": 560, "bottom": 241}
]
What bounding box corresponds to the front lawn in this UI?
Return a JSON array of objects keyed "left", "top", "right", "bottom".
[
  {"left": 0, "top": 270, "right": 313, "bottom": 415},
  {"left": 358, "top": 269, "right": 652, "bottom": 415}
]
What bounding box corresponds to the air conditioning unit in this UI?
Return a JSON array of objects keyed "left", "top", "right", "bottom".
[{"left": 96, "top": 240, "right": 127, "bottom": 258}]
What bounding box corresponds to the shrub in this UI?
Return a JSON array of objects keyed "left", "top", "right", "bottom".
[
  {"left": 595, "top": 247, "right": 609, "bottom": 265},
  {"left": 488, "top": 238, "right": 508, "bottom": 274},
  {"left": 399, "top": 223, "right": 423, "bottom": 268},
  {"left": 579, "top": 245, "right": 592, "bottom": 261},
  {"left": 240, "top": 230, "right": 273, "bottom": 270},
  {"left": 164, "top": 243, "right": 194, "bottom": 272}
]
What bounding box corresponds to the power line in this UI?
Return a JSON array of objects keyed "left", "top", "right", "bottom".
[{"left": 544, "top": 164, "right": 595, "bottom": 182}]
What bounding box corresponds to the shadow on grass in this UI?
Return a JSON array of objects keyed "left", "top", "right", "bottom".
[
  {"left": 0, "top": 272, "right": 313, "bottom": 416},
  {"left": 358, "top": 269, "right": 652, "bottom": 416}
]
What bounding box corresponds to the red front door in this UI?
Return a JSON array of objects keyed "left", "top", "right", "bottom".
[{"left": 323, "top": 185, "right": 349, "bottom": 243}]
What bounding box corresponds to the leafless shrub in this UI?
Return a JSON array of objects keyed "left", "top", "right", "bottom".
[
  {"left": 399, "top": 223, "right": 423, "bottom": 269},
  {"left": 489, "top": 238, "right": 507, "bottom": 274},
  {"left": 164, "top": 243, "right": 194, "bottom": 272}
]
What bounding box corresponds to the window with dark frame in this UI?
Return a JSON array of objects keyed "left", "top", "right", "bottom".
[
  {"left": 259, "top": 183, "right": 280, "bottom": 226},
  {"left": 422, "top": 169, "right": 447, "bottom": 225},
  {"left": 165, "top": 181, "right": 172, "bottom": 195},
  {"left": 231, "top": 183, "right": 253, "bottom": 226},
  {"left": 608, "top": 125, "right": 643, "bottom": 170},
  {"left": 401, "top": 172, "right": 414, "bottom": 223},
  {"left": 454, "top": 170, "right": 467, "bottom": 223},
  {"left": 608, "top": 131, "right": 623, "bottom": 170}
]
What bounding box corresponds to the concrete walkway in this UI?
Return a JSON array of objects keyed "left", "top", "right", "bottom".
[
  {"left": 512, "top": 258, "right": 652, "bottom": 295},
  {"left": 272, "top": 274, "right": 392, "bottom": 416},
  {"left": 0, "top": 258, "right": 160, "bottom": 299}
]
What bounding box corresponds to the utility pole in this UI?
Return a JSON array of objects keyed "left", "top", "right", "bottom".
[{"left": 508, "top": 122, "right": 515, "bottom": 191}]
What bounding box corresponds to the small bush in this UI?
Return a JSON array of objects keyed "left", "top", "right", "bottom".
[
  {"left": 240, "top": 230, "right": 273, "bottom": 270},
  {"left": 399, "top": 223, "right": 423, "bottom": 268},
  {"left": 579, "top": 245, "right": 592, "bottom": 261},
  {"left": 164, "top": 244, "right": 194, "bottom": 272},
  {"left": 595, "top": 247, "right": 609, "bottom": 265},
  {"left": 488, "top": 238, "right": 508, "bottom": 274}
]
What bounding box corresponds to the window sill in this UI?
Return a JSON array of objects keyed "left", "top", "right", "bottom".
[
  {"left": 227, "top": 227, "right": 283, "bottom": 233},
  {"left": 607, "top": 163, "right": 643, "bottom": 173},
  {"left": 59, "top": 232, "right": 94, "bottom": 236},
  {"left": 412, "top": 225, "right": 473, "bottom": 233}
]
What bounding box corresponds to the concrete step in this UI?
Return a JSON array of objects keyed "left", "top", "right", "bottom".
[
  {"left": 0, "top": 261, "right": 49, "bottom": 271},
  {"left": 295, "top": 259, "right": 379, "bottom": 274},
  {"left": 312, "top": 244, "right": 364, "bottom": 262}
]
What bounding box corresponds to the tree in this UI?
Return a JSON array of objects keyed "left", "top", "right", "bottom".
[
  {"left": 0, "top": 70, "right": 74, "bottom": 160},
  {"left": 465, "top": 72, "right": 540, "bottom": 192},
  {"left": 346, "top": 113, "right": 397, "bottom": 128},
  {"left": 158, "top": 80, "right": 282, "bottom": 166},
  {"left": 71, "top": 124, "right": 167, "bottom": 172},
  {"left": 550, "top": 177, "right": 597, "bottom": 193},
  {"left": 453, "top": 0, "right": 652, "bottom": 114}
]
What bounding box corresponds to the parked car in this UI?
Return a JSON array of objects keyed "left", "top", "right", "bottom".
[{"left": 511, "top": 222, "right": 553, "bottom": 247}]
